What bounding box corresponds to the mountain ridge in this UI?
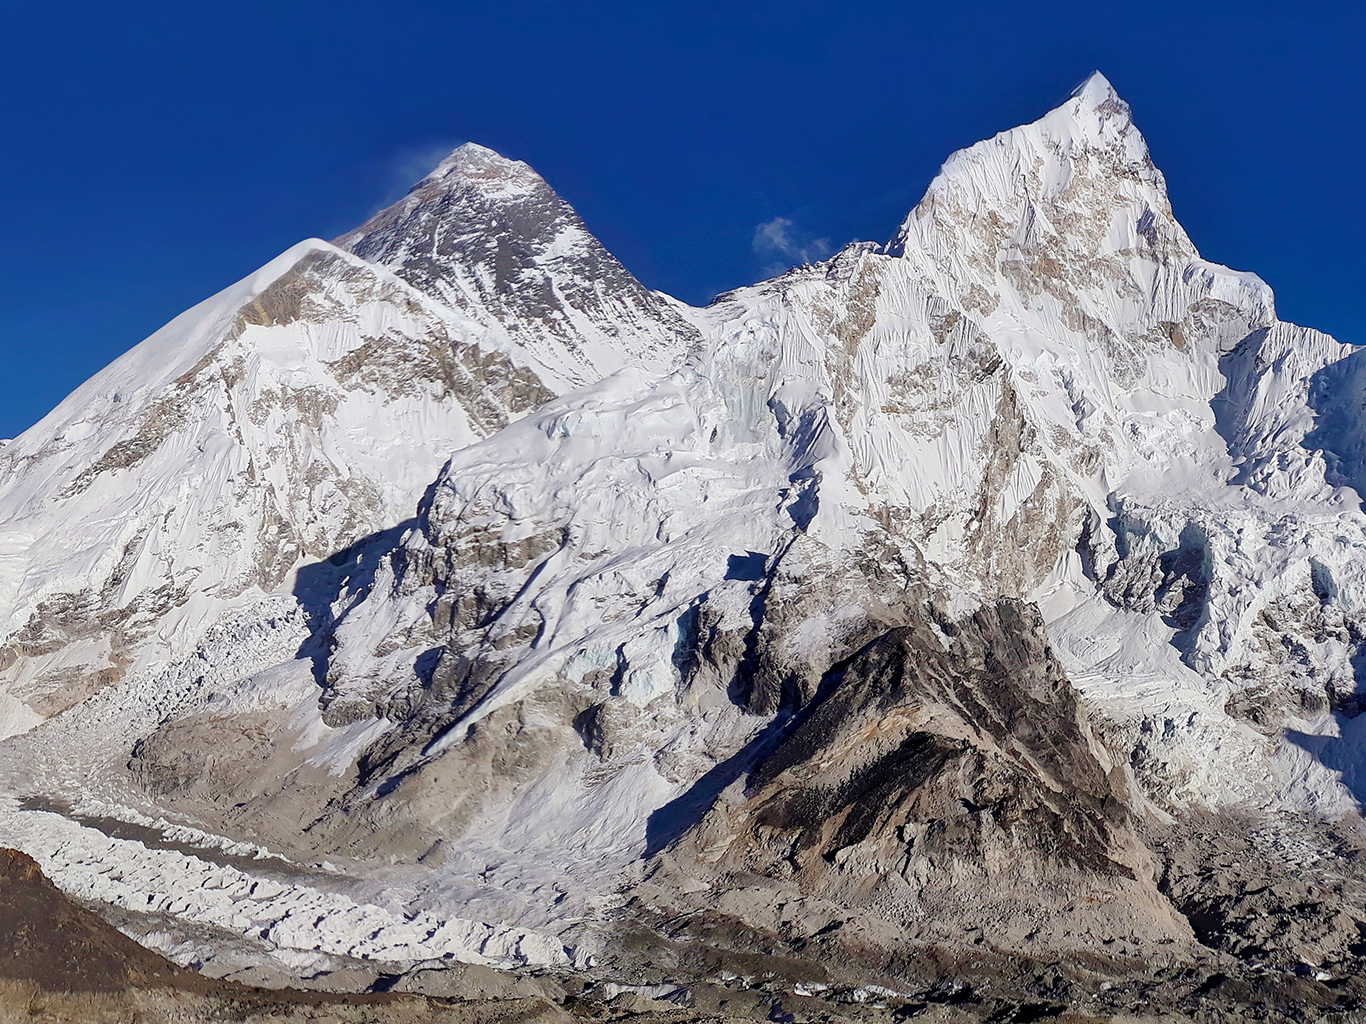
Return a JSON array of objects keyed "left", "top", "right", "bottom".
[
  {"left": 335, "top": 141, "right": 702, "bottom": 392},
  {"left": 0, "top": 74, "right": 1362, "bottom": 1020}
]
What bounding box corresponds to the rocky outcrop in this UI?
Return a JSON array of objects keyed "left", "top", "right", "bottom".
[
  {"left": 650, "top": 600, "right": 1190, "bottom": 960},
  {"left": 337, "top": 143, "right": 701, "bottom": 390}
]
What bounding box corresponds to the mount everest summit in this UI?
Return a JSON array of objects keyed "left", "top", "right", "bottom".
[{"left": 0, "top": 73, "right": 1365, "bottom": 1017}]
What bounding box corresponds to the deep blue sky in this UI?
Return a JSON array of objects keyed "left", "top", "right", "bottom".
[{"left": 1, "top": 1, "right": 1360, "bottom": 438}]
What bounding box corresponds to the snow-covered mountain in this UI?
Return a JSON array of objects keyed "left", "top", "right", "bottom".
[
  {"left": 335, "top": 143, "right": 701, "bottom": 390},
  {"left": 0, "top": 73, "right": 1363, "bottom": 1010},
  {"left": 0, "top": 148, "right": 699, "bottom": 743}
]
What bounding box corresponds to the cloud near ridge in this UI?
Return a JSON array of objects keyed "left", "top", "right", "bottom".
[{"left": 752, "top": 216, "right": 833, "bottom": 275}]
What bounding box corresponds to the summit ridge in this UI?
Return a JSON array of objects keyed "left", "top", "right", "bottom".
[
  {"left": 419, "top": 141, "right": 540, "bottom": 186},
  {"left": 336, "top": 141, "right": 701, "bottom": 391}
]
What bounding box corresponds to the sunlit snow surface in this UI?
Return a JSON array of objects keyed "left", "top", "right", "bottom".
[{"left": 0, "top": 73, "right": 1365, "bottom": 975}]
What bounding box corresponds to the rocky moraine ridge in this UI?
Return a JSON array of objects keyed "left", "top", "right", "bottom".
[{"left": 0, "top": 74, "right": 1364, "bottom": 1021}]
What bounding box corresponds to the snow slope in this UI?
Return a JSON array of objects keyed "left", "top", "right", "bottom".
[{"left": 0, "top": 240, "right": 540, "bottom": 737}]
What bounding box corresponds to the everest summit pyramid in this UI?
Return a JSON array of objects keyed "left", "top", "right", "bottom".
[{"left": 0, "top": 72, "right": 1363, "bottom": 1018}]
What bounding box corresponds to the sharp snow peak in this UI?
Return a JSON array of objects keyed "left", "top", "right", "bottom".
[
  {"left": 1071, "top": 69, "right": 1122, "bottom": 109},
  {"left": 417, "top": 141, "right": 541, "bottom": 191}
]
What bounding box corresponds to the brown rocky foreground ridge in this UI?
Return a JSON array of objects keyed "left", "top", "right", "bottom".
[
  {"left": 0, "top": 847, "right": 572, "bottom": 1023},
  {"left": 1, "top": 847, "right": 1364, "bottom": 1022}
]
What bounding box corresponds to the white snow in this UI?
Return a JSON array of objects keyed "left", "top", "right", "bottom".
[{"left": 1, "top": 70, "right": 1365, "bottom": 981}]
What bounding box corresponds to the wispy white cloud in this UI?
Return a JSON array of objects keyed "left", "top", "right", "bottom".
[{"left": 752, "top": 216, "right": 833, "bottom": 276}]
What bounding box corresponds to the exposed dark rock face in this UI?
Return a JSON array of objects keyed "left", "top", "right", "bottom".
[
  {"left": 649, "top": 600, "right": 1189, "bottom": 962},
  {"left": 337, "top": 144, "right": 700, "bottom": 387}
]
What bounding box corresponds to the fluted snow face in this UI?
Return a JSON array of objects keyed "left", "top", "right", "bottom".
[
  {"left": 897, "top": 73, "right": 1273, "bottom": 364},
  {"left": 640, "top": 79, "right": 1293, "bottom": 612}
]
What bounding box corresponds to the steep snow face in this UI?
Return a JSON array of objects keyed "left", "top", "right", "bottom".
[
  {"left": 304, "top": 73, "right": 1366, "bottom": 883},
  {"left": 0, "top": 241, "right": 554, "bottom": 734},
  {"left": 336, "top": 144, "right": 702, "bottom": 391},
  {"left": 871, "top": 71, "right": 1271, "bottom": 528},
  {"left": 894, "top": 74, "right": 1275, "bottom": 366}
]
